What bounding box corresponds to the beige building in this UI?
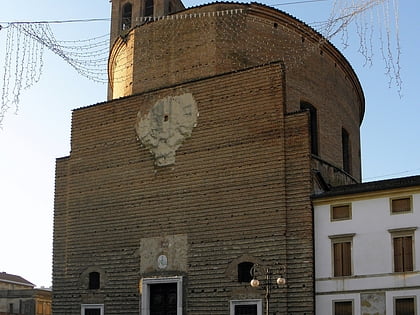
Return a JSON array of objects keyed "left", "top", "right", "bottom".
[{"left": 0, "top": 273, "right": 51, "bottom": 315}]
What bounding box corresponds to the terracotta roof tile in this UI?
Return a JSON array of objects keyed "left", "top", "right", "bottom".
[{"left": 0, "top": 272, "right": 34, "bottom": 287}]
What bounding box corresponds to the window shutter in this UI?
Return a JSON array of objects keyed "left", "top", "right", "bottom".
[
  {"left": 394, "top": 237, "right": 404, "bottom": 272},
  {"left": 342, "top": 242, "right": 352, "bottom": 276},
  {"left": 334, "top": 301, "right": 352, "bottom": 315},
  {"left": 392, "top": 198, "right": 411, "bottom": 213},
  {"left": 403, "top": 236, "right": 413, "bottom": 271},
  {"left": 334, "top": 243, "right": 343, "bottom": 277},
  {"left": 395, "top": 297, "right": 415, "bottom": 315},
  {"left": 332, "top": 205, "right": 350, "bottom": 220}
]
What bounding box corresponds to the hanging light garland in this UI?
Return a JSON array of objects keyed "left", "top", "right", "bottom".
[
  {"left": 0, "top": 21, "right": 109, "bottom": 126},
  {"left": 0, "top": 0, "right": 401, "bottom": 126}
]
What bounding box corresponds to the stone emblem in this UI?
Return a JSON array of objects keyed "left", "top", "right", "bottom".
[{"left": 135, "top": 93, "right": 198, "bottom": 166}]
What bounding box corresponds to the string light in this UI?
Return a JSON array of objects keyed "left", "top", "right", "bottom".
[{"left": 0, "top": 1, "right": 401, "bottom": 126}]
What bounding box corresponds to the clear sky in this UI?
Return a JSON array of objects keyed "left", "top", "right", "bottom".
[{"left": 0, "top": 0, "right": 419, "bottom": 288}]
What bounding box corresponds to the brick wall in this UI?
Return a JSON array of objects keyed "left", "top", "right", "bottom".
[
  {"left": 109, "top": 3, "right": 364, "bottom": 181},
  {"left": 53, "top": 63, "right": 315, "bottom": 314}
]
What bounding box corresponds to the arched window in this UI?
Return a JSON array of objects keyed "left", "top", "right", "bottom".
[
  {"left": 300, "top": 101, "right": 318, "bottom": 156},
  {"left": 121, "top": 3, "right": 133, "bottom": 30},
  {"left": 342, "top": 128, "right": 351, "bottom": 174},
  {"left": 145, "top": 0, "right": 154, "bottom": 17},
  {"left": 237, "top": 262, "right": 254, "bottom": 283},
  {"left": 88, "top": 272, "right": 100, "bottom": 290}
]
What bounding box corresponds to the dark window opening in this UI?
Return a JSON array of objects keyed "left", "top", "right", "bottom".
[
  {"left": 394, "top": 236, "right": 413, "bottom": 272},
  {"left": 235, "top": 304, "right": 258, "bottom": 315},
  {"left": 89, "top": 272, "right": 100, "bottom": 290},
  {"left": 237, "top": 262, "right": 254, "bottom": 283},
  {"left": 145, "top": 0, "right": 154, "bottom": 17},
  {"left": 342, "top": 128, "right": 351, "bottom": 174},
  {"left": 300, "top": 102, "right": 318, "bottom": 156},
  {"left": 122, "top": 3, "right": 133, "bottom": 30},
  {"left": 334, "top": 300, "right": 353, "bottom": 315},
  {"left": 84, "top": 309, "right": 101, "bottom": 315},
  {"left": 150, "top": 283, "right": 177, "bottom": 315},
  {"left": 395, "top": 297, "right": 415, "bottom": 315}
]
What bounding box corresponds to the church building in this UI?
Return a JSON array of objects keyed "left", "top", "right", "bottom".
[{"left": 52, "top": 0, "right": 364, "bottom": 314}]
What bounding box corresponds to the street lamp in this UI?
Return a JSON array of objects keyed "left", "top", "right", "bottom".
[{"left": 250, "top": 263, "right": 286, "bottom": 315}]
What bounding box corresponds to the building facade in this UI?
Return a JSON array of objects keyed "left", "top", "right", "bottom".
[
  {"left": 314, "top": 176, "right": 420, "bottom": 315},
  {"left": 52, "top": 1, "right": 364, "bottom": 314},
  {"left": 0, "top": 273, "right": 51, "bottom": 315}
]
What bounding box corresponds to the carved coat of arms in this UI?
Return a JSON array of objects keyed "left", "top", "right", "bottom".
[{"left": 135, "top": 93, "right": 198, "bottom": 166}]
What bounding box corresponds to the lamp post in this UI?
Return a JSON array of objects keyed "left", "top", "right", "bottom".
[{"left": 250, "top": 263, "right": 286, "bottom": 315}]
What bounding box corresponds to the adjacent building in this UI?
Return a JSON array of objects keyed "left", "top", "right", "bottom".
[
  {"left": 314, "top": 176, "right": 420, "bottom": 315},
  {"left": 0, "top": 273, "right": 51, "bottom": 315}
]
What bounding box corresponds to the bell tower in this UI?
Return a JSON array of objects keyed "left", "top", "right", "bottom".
[{"left": 109, "top": 0, "right": 185, "bottom": 45}]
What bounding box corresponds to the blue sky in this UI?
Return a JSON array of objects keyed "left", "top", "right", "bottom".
[{"left": 0, "top": 0, "right": 419, "bottom": 288}]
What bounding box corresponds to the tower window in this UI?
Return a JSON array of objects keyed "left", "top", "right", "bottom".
[
  {"left": 300, "top": 102, "right": 318, "bottom": 156},
  {"left": 122, "top": 3, "right": 133, "bottom": 30},
  {"left": 237, "top": 262, "right": 254, "bottom": 283},
  {"left": 89, "top": 272, "right": 100, "bottom": 290},
  {"left": 342, "top": 128, "right": 351, "bottom": 174},
  {"left": 145, "top": 0, "right": 154, "bottom": 17}
]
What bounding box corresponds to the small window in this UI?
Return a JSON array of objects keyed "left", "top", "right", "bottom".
[
  {"left": 145, "top": 0, "right": 154, "bottom": 17},
  {"left": 391, "top": 197, "right": 412, "bottom": 214},
  {"left": 395, "top": 297, "right": 415, "bottom": 315},
  {"left": 230, "top": 300, "right": 262, "bottom": 315},
  {"left": 121, "top": 3, "right": 132, "bottom": 30},
  {"left": 237, "top": 262, "right": 254, "bottom": 283},
  {"left": 342, "top": 128, "right": 351, "bottom": 174},
  {"left": 89, "top": 272, "right": 100, "bottom": 290},
  {"left": 331, "top": 204, "right": 351, "bottom": 221},
  {"left": 81, "top": 304, "right": 104, "bottom": 315},
  {"left": 393, "top": 235, "right": 413, "bottom": 272},
  {"left": 334, "top": 300, "right": 353, "bottom": 315}
]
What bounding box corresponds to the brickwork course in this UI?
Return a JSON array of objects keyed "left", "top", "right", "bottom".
[{"left": 53, "top": 2, "right": 365, "bottom": 314}]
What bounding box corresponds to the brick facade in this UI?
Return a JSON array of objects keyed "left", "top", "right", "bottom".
[{"left": 53, "top": 2, "right": 365, "bottom": 314}]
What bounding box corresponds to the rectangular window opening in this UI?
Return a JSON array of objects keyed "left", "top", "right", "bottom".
[
  {"left": 391, "top": 197, "right": 412, "bottom": 214},
  {"left": 230, "top": 300, "right": 262, "bottom": 315},
  {"left": 81, "top": 304, "right": 104, "bottom": 315},
  {"left": 334, "top": 300, "right": 353, "bottom": 315},
  {"left": 393, "top": 235, "right": 414, "bottom": 272},
  {"left": 331, "top": 204, "right": 351, "bottom": 221},
  {"left": 395, "top": 297, "right": 415, "bottom": 315}
]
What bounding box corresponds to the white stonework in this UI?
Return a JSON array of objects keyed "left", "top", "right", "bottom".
[{"left": 135, "top": 93, "right": 198, "bottom": 166}]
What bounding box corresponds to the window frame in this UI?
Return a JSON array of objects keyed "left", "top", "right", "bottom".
[
  {"left": 81, "top": 304, "right": 104, "bottom": 315},
  {"left": 333, "top": 299, "right": 354, "bottom": 315},
  {"left": 389, "top": 227, "right": 417, "bottom": 273},
  {"left": 330, "top": 203, "right": 352, "bottom": 221},
  {"left": 329, "top": 234, "right": 355, "bottom": 277},
  {"left": 394, "top": 296, "right": 417, "bottom": 315},
  {"left": 230, "top": 299, "right": 263, "bottom": 315},
  {"left": 140, "top": 276, "right": 183, "bottom": 315},
  {"left": 390, "top": 196, "right": 413, "bottom": 215}
]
